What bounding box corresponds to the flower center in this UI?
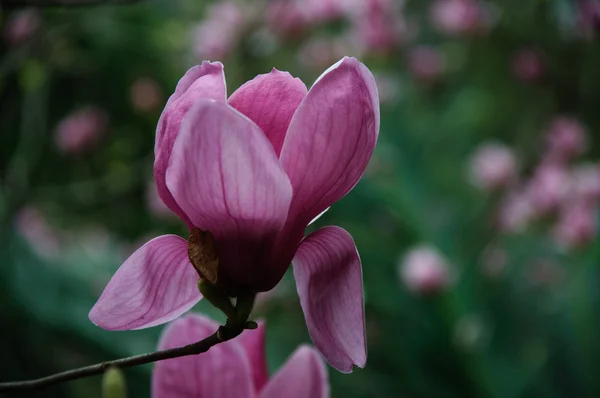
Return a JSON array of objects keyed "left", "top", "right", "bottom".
[{"left": 188, "top": 228, "right": 219, "bottom": 285}]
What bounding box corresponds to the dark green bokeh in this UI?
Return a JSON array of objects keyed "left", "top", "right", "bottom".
[{"left": 1, "top": 1, "right": 600, "bottom": 397}]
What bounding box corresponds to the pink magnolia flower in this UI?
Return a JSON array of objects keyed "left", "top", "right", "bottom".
[
  {"left": 408, "top": 45, "right": 447, "bottom": 84},
  {"left": 497, "top": 190, "right": 535, "bottom": 233},
  {"left": 349, "top": 0, "right": 407, "bottom": 54},
  {"left": 576, "top": 0, "right": 600, "bottom": 38},
  {"left": 545, "top": 116, "right": 588, "bottom": 162},
  {"left": 192, "top": 2, "right": 246, "bottom": 60},
  {"left": 511, "top": 49, "right": 544, "bottom": 83},
  {"left": 553, "top": 202, "right": 597, "bottom": 249},
  {"left": 55, "top": 106, "right": 108, "bottom": 154},
  {"left": 429, "top": 0, "right": 485, "bottom": 36},
  {"left": 399, "top": 245, "right": 451, "bottom": 295},
  {"left": 89, "top": 57, "right": 379, "bottom": 372},
  {"left": 570, "top": 163, "right": 600, "bottom": 203},
  {"left": 526, "top": 162, "right": 570, "bottom": 214},
  {"left": 266, "top": 0, "right": 309, "bottom": 37},
  {"left": 468, "top": 141, "right": 517, "bottom": 191},
  {"left": 153, "top": 314, "right": 329, "bottom": 398},
  {"left": 15, "top": 206, "right": 61, "bottom": 259},
  {"left": 3, "top": 9, "right": 40, "bottom": 46}
]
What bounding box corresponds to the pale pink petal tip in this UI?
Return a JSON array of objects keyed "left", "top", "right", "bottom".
[
  {"left": 293, "top": 226, "right": 367, "bottom": 373},
  {"left": 260, "top": 345, "right": 329, "bottom": 398},
  {"left": 89, "top": 235, "right": 201, "bottom": 330}
]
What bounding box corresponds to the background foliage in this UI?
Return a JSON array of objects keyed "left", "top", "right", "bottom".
[{"left": 1, "top": 0, "right": 600, "bottom": 397}]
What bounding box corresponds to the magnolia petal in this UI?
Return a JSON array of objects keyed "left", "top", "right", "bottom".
[
  {"left": 89, "top": 235, "right": 201, "bottom": 330},
  {"left": 280, "top": 57, "right": 379, "bottom": 228},
  {"left": 293, "top": 226, "right": 366, "bottom": 373},
  {"left": 260, "top": 345, "right": 329, "bottom": 398},
  {"left": 166, "top": 99, "right": 293, "bottom": 292},
  {"left": 152, "top": 314, "right": 254, "bottom": 398},
  {"left": 154, "top": 62, "right": 227, "bottom": 228},
  {"left": 238, "top": 321, "right": 268, "bottom": 392},
  {"left": 229, "top": 69, "right": 307, "bottom": 156}
]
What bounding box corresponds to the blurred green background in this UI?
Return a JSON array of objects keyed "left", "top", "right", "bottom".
[{"left": 1, "top": 0, "right": 600, "bottom": 397}]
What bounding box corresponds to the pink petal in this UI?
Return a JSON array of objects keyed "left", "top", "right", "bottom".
[
  {"left": 228, "top": 69, "right": 307, "bottom": 156},
  {"left": 238, "top": 321, "right": 268, "bottom": 392},
  {"left": 154, "top": 62, "right": 227, "bottom": 229},
  {"left": 292, "top": 226, "right": 366, "bottom": 373},
  {"left": 152, "top": 314, "right": 255, "bottom": 398},
  {"left": 260, "top": 345, "right": 329, "bottom": 398},
  {"left": 280, "top": 57, "right": 379, "bottom": 228},
  {"left": 166, "top": 99, "right": 293, "bottom": 293},
  {"left": 89, "top": 235, "right": 201, "bottom": 330}
]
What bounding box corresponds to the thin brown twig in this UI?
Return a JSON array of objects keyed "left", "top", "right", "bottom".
[{"left": 0, "top": 325, "right": 243, "bottom": 393}]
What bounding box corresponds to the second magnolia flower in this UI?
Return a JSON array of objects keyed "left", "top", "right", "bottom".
[{"left": 89, "top": 57, "right": 380, "bottom": 372}]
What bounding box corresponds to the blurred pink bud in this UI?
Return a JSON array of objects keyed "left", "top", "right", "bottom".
[
  {"left": 399, "top": 245, "right": 451, "bottom": 295},
  {"left": 304, "top": 0, "right": 350, "bottom": 23},
  {"left": 55, "top": 106, "right": 108, "bottom": 154},
  {"left": 146, "top": 180, "right": 177, "bottom": 220},
  {"left": 408, "top": 45, "right": 446, "bottom": 83},
  {"left": 511, "top": 49, "right": 544, "bottom": 83},
  {"left": 298, "top": 38, "right": 351, "bottom": 70},
  {"left": 3, "top": 9, "right": 40, "bottom": 46},
  {"left": 429, "top": 0, "right": 485, "bottom": 36},
  {"left": 130, "top": 77, "right": 163, "bottom": 113},
  {"left": 469, "top": 142, "right": 517, "bottom": 191},
  {"left": 193, "top": 2, "right": 245, "bottom": 60},
  {"left": 570, "top": 163, "right": 600, "bottom": 203},
  {"left": 577, "top": 0, "right": 600, "bottom": 38},
  {"left": 350, "top": 0, "right": 407, "bottom": 53},
  {"left": 266, "top": 0, "right": 309, "bottom": 37},
  {"left": 526, "top": 162, "right": 570, "bottom": 213},
  {"left": 497, "top": 190, "right": 535, "bottom": 233},
  {"left": 15, "top": 206, "right": 60, "bottom": 259},
  {"left": 553, "top": 202, "right": 596, "bottom": 249},
  {"left": 545, "top": 116, "right": 588, "bottom": 161}
]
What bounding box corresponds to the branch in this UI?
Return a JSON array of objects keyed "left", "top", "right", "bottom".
[
  {"left": 0, "top": 324, "right": 243, "bottom": 393},
  {"left": 0, "top": 0, "right": 142, "bottom": 8}
]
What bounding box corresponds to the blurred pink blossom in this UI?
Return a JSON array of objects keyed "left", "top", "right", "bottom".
[
  {"left": 553, "top": 202, "right": 597, "bottom": 249},
  {"left": 298, "top": 37, "right": 352, "bottom": 70},
  {"left": 15, "top": 206, "right": 60, "bottom": 259},
  {"left": 349, "top": 0, "right": 407, "bottom": 53},
  {"left": 193, "top": 2, "right": 246, "bottom": 60},
  {"left": 468, "top": 142, "right": 517, "bottom": 191},
  {"left": 570, "top": 163, "right": 600, "bottom": 203},
  {"left": 511, "top": 49, "right": 544, "bottom": 83},
  {"left": 526, "top": 162, "right": 570, "bottom": 214},
  {"left": 545, "top": 116, "right": 588, "bottom": 162},
  {"left": 430, "top": 0, "right": 486, "bottom": 36},
  {"left": 498, "top": 190, "right": 535, "bottom": 233},
  {"left": 131, "top": 77, "right": 163, "bottom": 113},
  {"left": 408, "top": 45, "right": 446, "bottom": 83},
  {"left": 399, "top": 245, "right": 451, "bottom": 295},
  {"left": 576, "top": 0, "right": 600, "bottom": 38},
  {"left": 55, "top": 106, "right": 108, "bottom": 154},
  {"left": 3, "top": 9, "right": 40, "bottom": 46},
  {"left": 266, "top": 0, "right": 309, "bottom": 37},
  {"left": 304, "top": 0, "right": 351, "bottom": 23}
]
